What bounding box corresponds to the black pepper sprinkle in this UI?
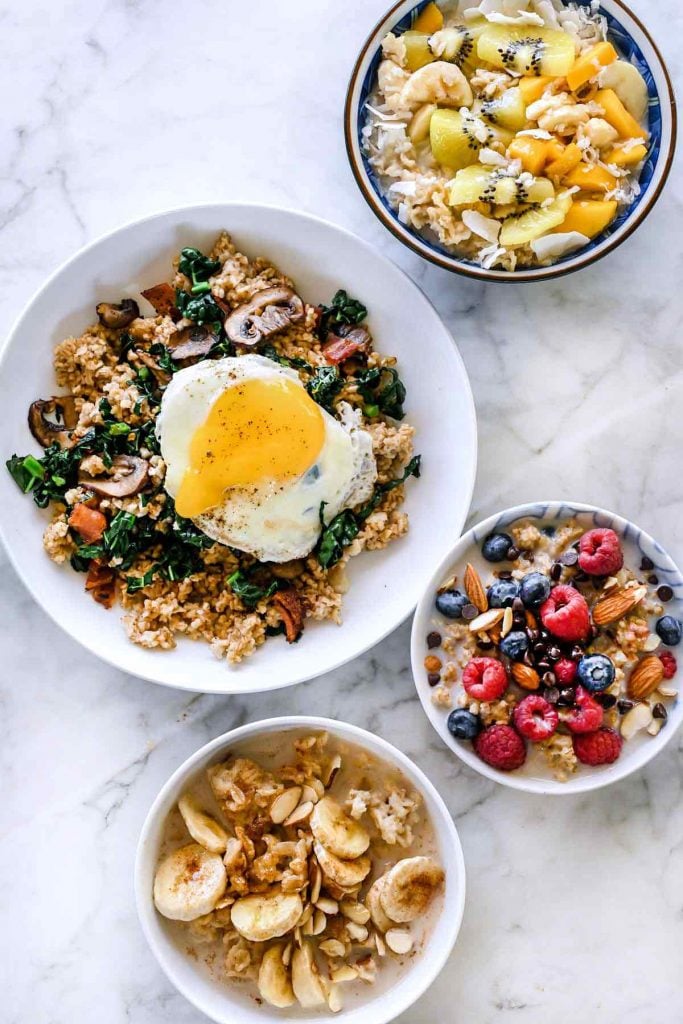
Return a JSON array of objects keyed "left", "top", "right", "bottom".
[
  {"left": 657, "top": 585, "right": 674, "bottom": 602},
  {"left": 462, "top": 604, "right": 479, "bottom": 621},
  {"left": 427, "top": 673, "right": 441, "bottom": 687},
  {"left": 426, "top": 631, "right": 442, "bottom": 649}
]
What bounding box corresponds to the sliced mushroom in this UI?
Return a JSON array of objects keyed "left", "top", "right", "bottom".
[
  {"left": 169, "top": 324, "right": 215, "bottom": 361},
  {"left": 96, "top": 299, "right": 140, "bottom": 329},
  {"left": 134, "top": 350, "right": 171, "bottom": 385},
  {"left": 78, "top": 455, "right": 149, "bottom": 497},
  {"left": 224, "top": 287, "right": 304, "bottom": 345},
  {"left": 28, "top": 396, "right": 78, "bottom": 448}
]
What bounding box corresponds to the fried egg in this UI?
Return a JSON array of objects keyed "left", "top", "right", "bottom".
[{"left": 156, "top": 355, "right": 377, "bottom": 562}]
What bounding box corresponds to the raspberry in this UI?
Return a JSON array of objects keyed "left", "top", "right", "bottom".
[
  {"left": 540, "top": 584, "right": 590, "bottom": 642},
  {"left": 660, "top": 652, "right": 677, "bottom": 680},
  {"left": 513, "top": 694, "right": 559, "bottom": 742},
  {"left": 554, "top": 657, "right": 578, "bottom": 685},
  {"left": 577, "top": 528, "right": 624, "bottom": 576},
  {"left": 462, "top": 657, "right": 508, "bottom": 701},
  {"left": 573, "top": 727, "right": 623, "bottom": 766},
  {"left": 564, "top": 685, "right": 604, "bottom": 734},
  {"left": 474, "top": 724, "right": 526, "bottom": 771}
]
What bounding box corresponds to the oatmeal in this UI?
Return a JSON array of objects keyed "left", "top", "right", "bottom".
[
  {"left": 424, "top": 518, "right": 680, "bottom": 781},
  {"left": 152, "top": 731, "right": 444, "bottom": 1012}
]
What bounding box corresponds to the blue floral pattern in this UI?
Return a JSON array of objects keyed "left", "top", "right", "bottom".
[{"left": 356, "top": 1, "right": 664, "bottom": 272}]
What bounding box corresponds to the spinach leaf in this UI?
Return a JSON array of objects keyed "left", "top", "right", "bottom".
[
  {"left": 306, "top": 365, "right": 343, "bottom": 411},
  {"left": 316, "top": 455, "right": 421, "bottom": 569},
  {"left": 149, "top": 342, "right": 177, "bottom": 374},
  {"left": 262, "top": 344, "right": 312, "bottom": 372},
  {"left": 227, "top": 570, "right": 279, "bottom": 609},
  {"left": 356, "top": 366, "right": 407, "bottom": 420},
  {"left": 178, "top": 246, "right": 221, "bottom": 295},
  {"left": 319, "top": 290, "right": 367, "bottom": 340},
  {"left": 175, "top": 288, "right": 223, "bottom": 328}
]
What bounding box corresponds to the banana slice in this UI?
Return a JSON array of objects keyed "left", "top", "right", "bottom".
[
  {"left": 258, "top": 946, "right": 295, "bottom": 1008},
  {"left": 313, "top": 841, "right": 371, "bottom": 889},
  {"left": 380, "top": 857, "right": 445, "bottom": 923},
  {"left": 598, "top": 60, "right": 649, "bottom": 121},
  {"left": 291, "top": 942, "right": 326, "bottom": 1008},
  {"left": 310, "top": 797, "right": 370, "bottom": 860},
  {"left": 366, "top": 875, "right": 396, "bottom": 933},
  {"left": 153, "top": 842, "right": 227, "bottom": 921},
  {"left": 178, "top": 794, "right": 228, "bottom": 854},
  {"left": 231, "top": 891, "right": 303, "bottom": 942}
]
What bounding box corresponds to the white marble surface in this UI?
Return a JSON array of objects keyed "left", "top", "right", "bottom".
[{"left": 1, "top": 1, "right": 682, "bottom": 1021}]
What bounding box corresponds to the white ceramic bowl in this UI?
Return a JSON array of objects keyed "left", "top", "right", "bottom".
[
  {"left": 412, "top": 501, "right": 683, "bottom": 794},
  {"left": 135, "top": 716, "right": 466, "bottom": 1024},
  {"left": 0, "top": 203, "right": 476, "bottom": 693}
]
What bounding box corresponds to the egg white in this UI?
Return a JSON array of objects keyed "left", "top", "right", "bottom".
[{"left": 156, "top": 355, "right": 377, "bottom": 563}]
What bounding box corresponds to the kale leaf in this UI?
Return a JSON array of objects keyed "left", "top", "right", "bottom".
[
  {"left": 319, "top": 290, "right": 367, "bottom": 340},
  {"left": 175, "top": 288, "right": 223, "bottom": 328},
  {"left": 227, "top": 570, "right": 279, "bottom": 609},
  {"left": 178, "top": 246, "right": 221, "bottom": 295},
  {"left": 306, "top": 365, "right": 344, "bottom": 411},
  {"left": 356, "top": 366, "right": 407, "bottom": 420}
]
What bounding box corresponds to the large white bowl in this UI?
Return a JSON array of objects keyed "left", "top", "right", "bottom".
[
  {"left": 0, "top": 203, "right": 476, "bottom": 693},
  {"left": 135, "top": 716, "right": 466, "bottom": 1024},
  {"left": 411, "top": 501, "right": 683, "bottom": 795}
]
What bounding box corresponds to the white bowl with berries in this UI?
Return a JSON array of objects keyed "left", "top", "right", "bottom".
[{"left": 411, "top": 501, "right": 683, "bottom": 794}]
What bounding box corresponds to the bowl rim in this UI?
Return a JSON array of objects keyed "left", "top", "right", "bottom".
[
  {"left": 0, "top": 200, "right": 478, "bottom": 693},
  {"left": 134, "top": 715, "right": 467, "bottom": 1024},
  {"left": 410, "top": 499, "right": 683, "bottom": 794},
  {"left": 344, "top": 0, "right": 678, "bottom": 283}
]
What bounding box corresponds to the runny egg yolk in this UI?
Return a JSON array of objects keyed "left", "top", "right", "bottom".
[{"left": 175, "top": 377, "right": 325, "bottom": 518}]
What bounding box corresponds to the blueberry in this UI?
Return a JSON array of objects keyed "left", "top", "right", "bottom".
[
  {"left": 656, "top": 615, "right": 682, "bottom": 647},
  {"left": 487, "top": 579, "right": 520, "bottom": 608},
  {"left": 436, "top": 589, "right": 469, "bottom": 620},
  {"left": 447, "top": 709, "right": 482, "bottom": 740},
  {"left": 519, "top": 571, "right": 551, "bottom": 608},
  {"left": 482, "top": 532, "right": 513, "bottom": 563},
  {"left": 576, "top": 654, "right": 615, "bottom": 693},
  {"left": 500, "top": 630, "right": 529, "bottom": 661}
]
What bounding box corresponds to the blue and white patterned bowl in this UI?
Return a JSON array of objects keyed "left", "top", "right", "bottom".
[
  {"left": 411, "top": 501, "right": 683, "bottom": 794},
  {"left": 345, "top": 0, "right": 677, "bottom": 281}
]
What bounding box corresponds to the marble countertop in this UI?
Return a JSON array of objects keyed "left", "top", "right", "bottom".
[{"left": 2, "top": 1, "right": 682, "bottom": 1021}]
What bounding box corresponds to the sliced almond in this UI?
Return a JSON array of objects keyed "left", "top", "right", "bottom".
[
  {"left": 340, "top": 901, "right": 370, "bottom": 925},
  {"left": 330, "top": 964, "right": 358, "bottom": 984},
  {"left": 658, "top": 684, "right": 678, "bottom": 698},
  {"left": 301, "top": 784, "right": 320, "bottom": 805},
  {"left": 302, "top": 914, "right": 314, "bottom": 936},
  {"left": 620, "top": 701, "right": 653, "bottom": 740},
  {"left": 299, "top": 902, "right": 313, "bottom": 926},
  {"left": 319, "top": 938, "right": 346, "bottom": 958},
  {"left": 283, "top": 800, "right": 314, "bottom": 828},
  {"left": 511, "top": 663, "right": 540, "bottom": 691},
  {"left": 627, "top": 655, "right": 664, "bottom": 700},
  {"left": 501, "top": 606, "right": 513, "bottom": 637},
  {"left": 327, "top": 985, "right": 344, "bottom": 1013},
  {"left": 464, "top": 563, "right": 488, "bottom": 612},
  {"left": 310, "top": 862, "right": 322, "bottom": 905},
  {"left": 642, "top": 633, "right": 662, "bottom": 653},
  {"left": 385, "top": 928, "right": 414, "bottom": 955},
  {"left": 375, "top": 931, "right": 386, "bottom": 957},
  {"left": 592, "top": 585, "right": 647, "bottom": 626},
  {"left": 647, "top": 717, "right": 664, "bottom": 736},
  {"left": 324, "top": 755, "right": 342, "bottom": 788},
  {"left": 310, "top": 778, "right": 326, "bottom": 800},
  {"left": 345, "top": 921, "right": 369, "bottom": 942},
  {"left": 282, "top": 941, "right": 293, "bottom": 967},
  {"left": 315, "top": 896, "right": 339, "bottom": 916},
  {"left": 312, "top": 910, "right": 327, "bottom": 935},
  {"left": 270, "top": 787, "right": 302, "bottom": 824},
  {"left": 468, "top": 608, "right": 504, "bottom": 633}
]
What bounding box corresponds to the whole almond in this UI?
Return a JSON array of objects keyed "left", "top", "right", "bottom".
[
  {"left": 592, "top": 585, "right": 647, "bottom": 626},
  {"left": 464, "top": 563, "right": 488, "bottom": 612},
  {"left": 627, "top": 655, "right": 664, "bottom": 700},
  {"left": 511, "top": 663, "right": 540, "bottom": 691}
]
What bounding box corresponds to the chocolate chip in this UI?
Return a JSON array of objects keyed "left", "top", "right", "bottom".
[
  {"left": 507, "top": 546, "right": 520, "bottom": 560},
  {"left": 462, "top": 604, "right": 479, "bottom": 621},
  {"left": 498, "top": 570, "right": 513, "bottom": 580},
  {"left": 536, "top": 659, "right": 551, "bottom": 672},
  {"left": 570, "top": 645, "right": 584, "bottom": 662},
  {"left": 647, "top": 574, "right": 659, "bottom": 585},
  {"left": 427, "top": 673, "right": 441, "bottom": 687},
  {"left": 513, "top": 614, "right": 526, "bottom": 629},
  {"left": 558, "top": 687, "right": 576, "bottom": 707},
  {"left": 573, "top": 570, "right": 588, "bottom": 583},
  {"left": 426, "top": 631, "right": 442, "bottom": 649},
  {"left": 547, "top": 645, "right": 561, "bottom": 662},
  {"left": 596, "top": 692, "right": 617, "bottom": 709},
  {"left": 640, "top": 556, "right": 654, "bottom": 571},
  {"left": 550, "top": 563, "right": 562, "bottom": 582},
  {"left": 477, "top": 639, "right": 494, "bottom": 651},
  {"left": 512, "top": 596, "right": 525, "bottom": 613},
  {"left": 559, "top": 550, "right": 578, "bottom": 566},
  {"left": 657, "top": 585, "right": 674, "bottom": 603},
  {"left": 653, "top": 702, "right": 668, "bottom": 721},
  {"left": 523, "top": 649, "right": 535, "bottom": 667},
  {"left": 533, "top": 642, "right": 547, "bottom": 657},
  {"left": 617, "top": 699, "right": 635, "bottom": 714},
  {"left": 544, "top": 686, "right": 560, "bottom": 704},
  {"left": 539, "top": 629, "right": 550, "bottom": 641},
  {"left": 542, "top": 671, "right": 556, "bottom": 687},
  {"left": 526, "top": 628, "right": 540, "bottom": 642}
]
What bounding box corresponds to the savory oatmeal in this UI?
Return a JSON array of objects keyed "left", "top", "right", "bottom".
[
  {"left": 152, "top": 731, "right": 444, "bottom": 1013},
  {"left": 423, "top": 518, "right": 680, "bottom": 780},
  {"left": 7, "top": 234, "right": 420, "bottom": 663},
  {"left": 363, "top": 0, "right": 652, "bottom": 270}
]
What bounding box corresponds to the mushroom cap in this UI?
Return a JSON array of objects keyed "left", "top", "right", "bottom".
[
  {"left": 224, "top": 287, "right": 304, "bottom": 345},
  {"left": 28, "top": 397, "right": 78, "bottom": 448},
  {"left": 169, "top": 325, "right": 215, "bottom": 361},
  {"left": 78, "top": 455, "right": 149, "bottom": 497},
  {"left": 96, "top": 299, "right": 140, "bottom": 330}
]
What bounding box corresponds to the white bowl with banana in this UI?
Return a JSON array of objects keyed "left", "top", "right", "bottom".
[{"left": 135, "top": 717, "right": 465, "bottom": 1023}]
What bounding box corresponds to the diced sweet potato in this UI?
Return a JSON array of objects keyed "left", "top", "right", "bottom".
[{"left": 68, "top": 503, "right": 107, "bottom": 543}]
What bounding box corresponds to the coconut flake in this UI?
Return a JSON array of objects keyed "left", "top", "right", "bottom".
[
  {"left": 389, "top": 180, "right": 417, "bottom": 197},
  {"left": 516, "top": 128, "right": 553, "bottom": 140},
  {"left": 479, "top": 147, "right": 509, "bottom": 168},
  {"left": 531, "top": 231, "right": 590, "bottom": 260},
  {"left": 462, "top": 209, "right": 502, "bottom": 243},
  {"left": 486, "top": 10, "right": 545, "bottom": 24}
]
